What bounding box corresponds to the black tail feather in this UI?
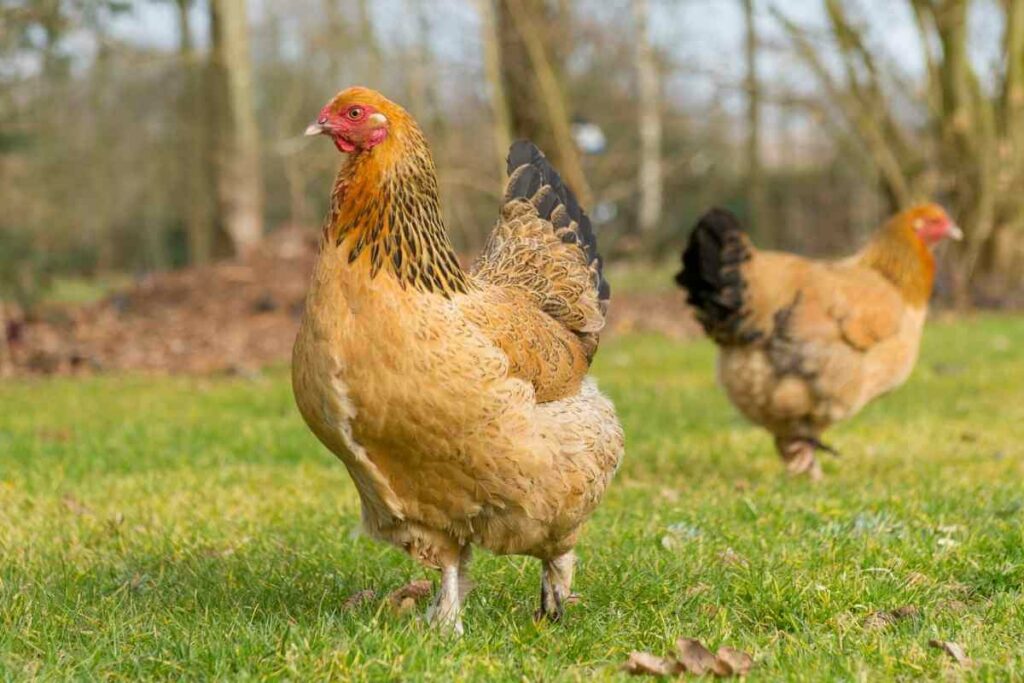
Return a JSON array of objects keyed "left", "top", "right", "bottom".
[
  {"left": 506, "top": 140, "right": 609, "bottom": 305},
  {"left": 675, "top": 208, "right": 757, "bottom": 344}
]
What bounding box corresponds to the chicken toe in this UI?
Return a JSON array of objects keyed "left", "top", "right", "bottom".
[
  {"left": 535, "top": 551, "right": 575, "bottom": 622},
  {"left": 777, "top": 437, "right": 824, "bottom": 481}
]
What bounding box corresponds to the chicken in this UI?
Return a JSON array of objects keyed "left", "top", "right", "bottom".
[
  {"left": 675, "top": 204, "right": 961, "bottom": 480},
  {"left": 292, "top": 87, "right": 623, "bottom": 634}
]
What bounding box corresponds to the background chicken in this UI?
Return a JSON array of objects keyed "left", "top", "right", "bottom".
[
  {"left": 292, "top": 87, "right": 624, "bottom": 634},
  {"left": 676, "top": 204, "right": 960, "bottom": 480}
]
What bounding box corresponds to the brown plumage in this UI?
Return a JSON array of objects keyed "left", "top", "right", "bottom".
[
  {"left": 292, "top": 87, "right": 623, "bottom": 634},
  {"left": 676, "top": 204, "right": 960, "bottom": 480}
]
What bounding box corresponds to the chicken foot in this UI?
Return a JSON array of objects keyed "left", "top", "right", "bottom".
[
  {"left": 426, "top": 545, "right": 472, "bottom": 636},
  {"left": 535, "top": 551, "right": 575, "bottom": 622},
  {"left": 776, "top": 436, "right": 839, "bottom": 481}
]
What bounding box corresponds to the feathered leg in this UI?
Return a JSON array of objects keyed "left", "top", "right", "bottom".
[
  {"left": 536, "top": 551, "right": 575, "bottom": 622},
  {"left": 458, "top": 544, "right": 474, "bottom": 602},
  {"left": 426, "top": 544, "right": 471, "bottom": 636},
  {"left": 776, "top": 436, "right": 830, "bottom": 481}
]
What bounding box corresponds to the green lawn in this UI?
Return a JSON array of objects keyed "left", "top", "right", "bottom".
[{"left": 1, "top": 315, "right": 1022, "bottom": 680}]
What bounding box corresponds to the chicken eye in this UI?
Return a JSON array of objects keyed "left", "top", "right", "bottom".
[{"left": 347, "top": 107, "right": 363, "bottom": 120}]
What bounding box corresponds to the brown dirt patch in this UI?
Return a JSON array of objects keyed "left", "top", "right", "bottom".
[{"left": 3, "top": 233, "right": 699, "bottom": 377}]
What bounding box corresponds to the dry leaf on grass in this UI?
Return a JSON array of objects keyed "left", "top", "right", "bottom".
[
  {"left": 621, "top": 651, "right": 682, "bottom": 676},
  {"left": 712, "top": 647, "right": 753, "bottom": 677},
  {"left": 863, "top": 605, "right": 920, "bottom": 630},
  {"left": 341, "top": 589, "right": 377, "bottom": 610},
  {"left": 675, "top": 638, "right": 716, "bottom": 675},
  {"left": 388, "top": 579, "right": 433, "bottom": 612},
  {"left": 928, "top": 640, "right": 972, "bottom": 667},
  {"left": 623, "top": 638, "right": 753, "bottom": 678}
]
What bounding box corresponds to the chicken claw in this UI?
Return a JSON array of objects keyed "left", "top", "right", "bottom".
[
  {"left": 535, "top": 551, "right": 575, "bottom": 622},
  {"left": 777, "top": 438, "right": 824, "bottom": 482}
]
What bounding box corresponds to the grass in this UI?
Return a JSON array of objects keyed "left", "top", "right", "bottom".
[
  {"left": 43, "top": 275, "right": 133, "bottom": 306},
  {"left": 1, "top": 315, "right": 1022, "bottom": 680}
]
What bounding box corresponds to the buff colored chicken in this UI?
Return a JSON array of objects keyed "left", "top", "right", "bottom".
[
  {"left": 676, "top": 205, "right": 961, "bottom": 480},
  {"left": 292, "top": 87, "right": 623, "bottom": 634}
]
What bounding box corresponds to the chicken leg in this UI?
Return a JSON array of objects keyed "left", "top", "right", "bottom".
[
  {"left": 776, "top": 436, "right": 838, "bottom": 481},
  {"left": 426, "top": 545, "right": 472, "bottom": 636},
  {"left": 536, "top": 551, "right": 575, "bottom": 622}
]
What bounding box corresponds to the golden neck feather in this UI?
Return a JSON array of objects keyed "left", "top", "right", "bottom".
[
  {"left": 858, "top": 220, "right": 935, "bottom": 307},
  {"left": 322, "top": 125, "right": 471, "bottom": 297}
]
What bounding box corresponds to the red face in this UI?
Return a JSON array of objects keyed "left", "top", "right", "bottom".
[
  {"left": 305, "top": 102, "right": 390, "bottom": 154},
  {"left": 911, "top": 207, "right": 963, "bottom": 245}
]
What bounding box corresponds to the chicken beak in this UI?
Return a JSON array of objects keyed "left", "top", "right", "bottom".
[
  {"left": 304, "top": 122, "right": 326, "bottom": 137},
  {"left": 948, "top": 224, "right": 964, "bottom": 241}
]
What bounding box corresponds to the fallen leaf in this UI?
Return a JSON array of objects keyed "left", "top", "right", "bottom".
[
  {"left": 863, "top": 605, "right": 920, "bottom": 630},
  {"left": 676, "top": 638, "right": 716, "bottom": 675},
  {"left": 341, "top": 589, "right": 377, "bottom": 610},
  {"left": 928, "top": 639, "right": 972, "bottom": 667},
  {"left": 621, "top": 651, "right": 681, "bottom": 677},
  {"left": 625, "top": 638, "right": 753, "bottom": 678},
  {"left": 713, "top": 647, "right": 753, "bottom": 677},
  {"left": 388, "top": 579, "right": 432, "bottom": 610}
]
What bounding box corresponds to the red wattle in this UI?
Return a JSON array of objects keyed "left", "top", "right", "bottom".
[{"left": 334, "top": 136, "right": 357, "bottom": 153}]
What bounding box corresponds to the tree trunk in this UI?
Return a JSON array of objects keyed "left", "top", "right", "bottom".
[
  {"left": 177, "top": 0, "right": 214, "bottom": 265},
  {"left": 356, "top": 0, "right": 382, "bottom": 86},
  {"left": 497, "top": 0, "right": 591, "bottom": 207},
  {"left": 781, "top": 0, "right": 1024, "bottom": 306},
  {"left": 476, "top": 0, "right": 513, "bottom": 184},
  {"left": 632, "top": 0, "right": 663, "bottom": 235},
  {"left": 0, "top": 301, "right": 12, "bottom": 378},
  {"left": 742, "top": 0, "right": 768, "bottom": 244},
  {"left": 209, "top": 0, "right": 264, "bottom": 258}
]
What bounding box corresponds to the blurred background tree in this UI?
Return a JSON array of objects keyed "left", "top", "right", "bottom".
[
  {"left": 776, "top": 0, "right": 1024, "bottom": 306},
  {"left": 1, "top": 0, "right": 1021, "bottom": 308}
]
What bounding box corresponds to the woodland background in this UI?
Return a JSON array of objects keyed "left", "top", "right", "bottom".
[
  {"left": 3, "top": 4, "right": 1024, "bottom": 677},
  {"left": 2, "top": 0, "right": 1024, "bottom": 325}
]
